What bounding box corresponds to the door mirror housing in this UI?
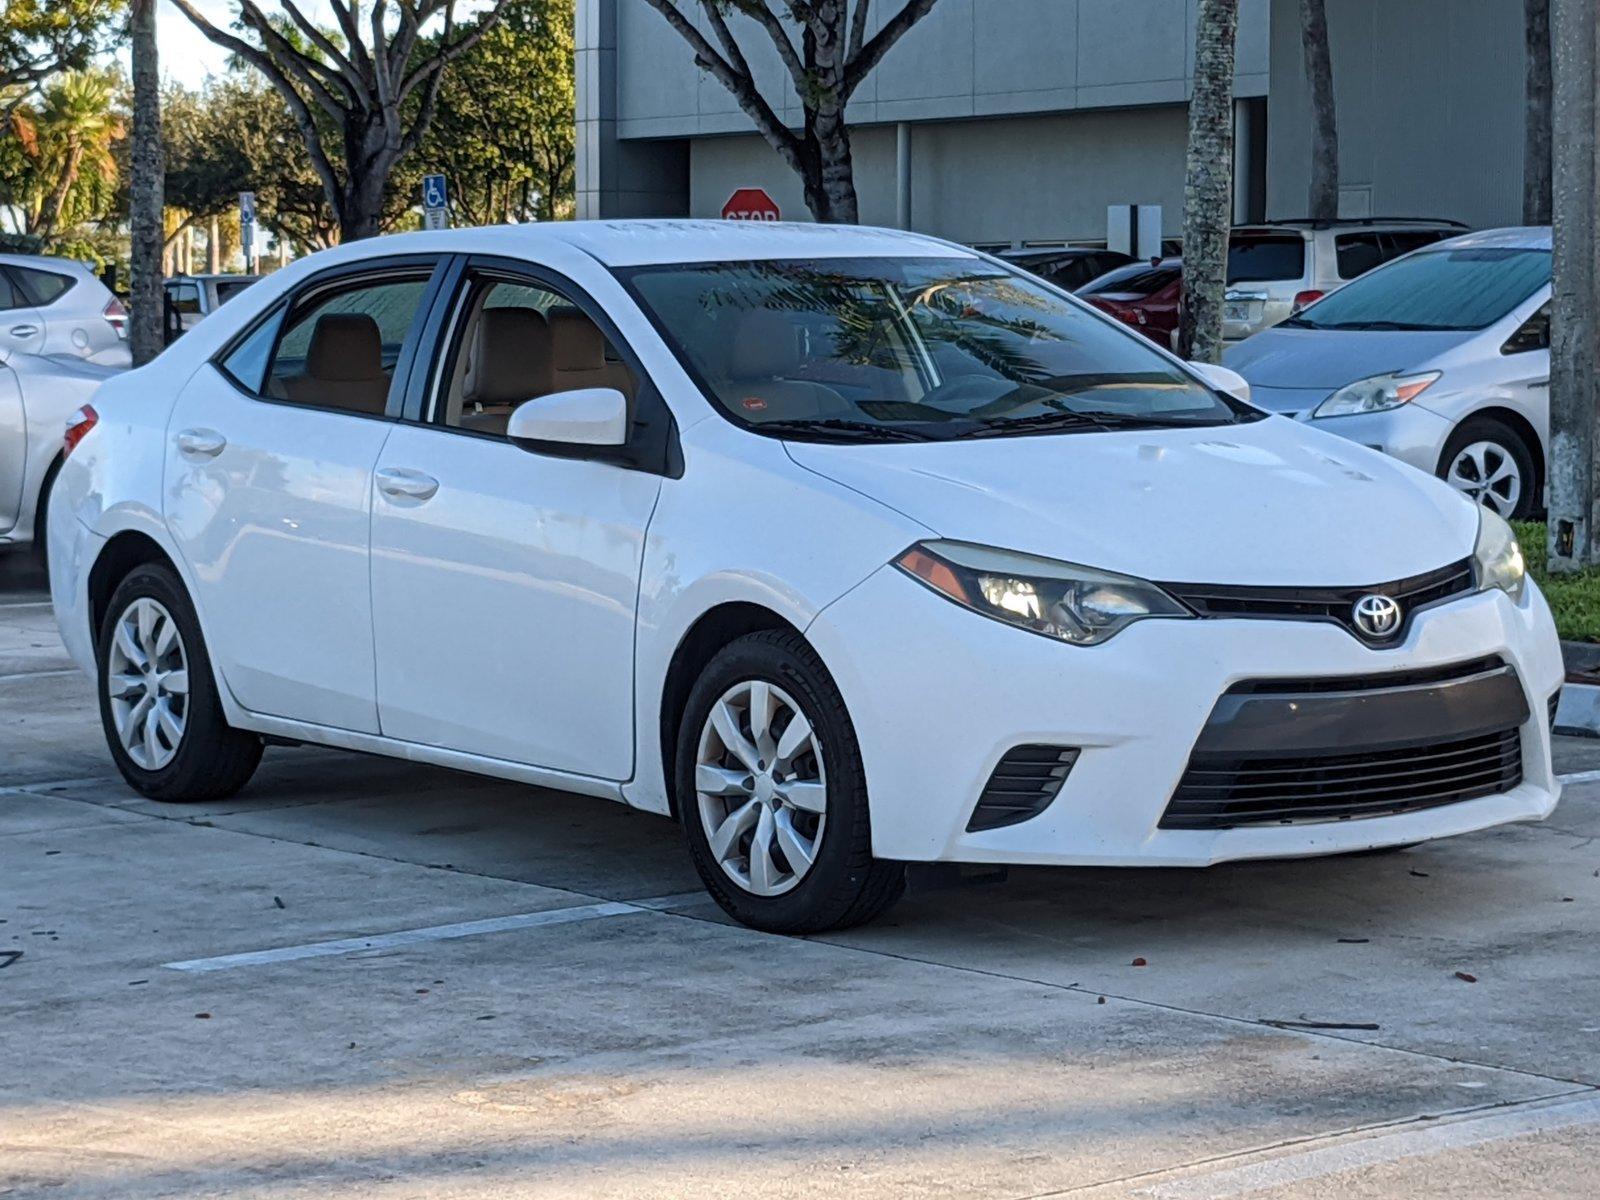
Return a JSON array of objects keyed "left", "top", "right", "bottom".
[
  {"left": 506, "top": 387, "right": 629, "bottom": 449},
  {"left": 1188, "top": 361, "right": 1252, "bottom": 405}
]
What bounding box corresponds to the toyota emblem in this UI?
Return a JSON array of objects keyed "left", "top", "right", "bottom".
[{"left": 1352, "top": 593, "right": 1403, "bottom": 640}]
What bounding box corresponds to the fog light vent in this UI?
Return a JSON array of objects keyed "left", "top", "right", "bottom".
[
  {"left": 1549, "top": 688, "right": 1563, "bottom": 729},
  {"left": 967, "top": 746, "right": 1079, "bottom": 832}
]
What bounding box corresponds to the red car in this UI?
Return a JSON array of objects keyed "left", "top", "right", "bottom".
[{"left": 1076, "top": 258, "right": 1183, "bottom": 347}]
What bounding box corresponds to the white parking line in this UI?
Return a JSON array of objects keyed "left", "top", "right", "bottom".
[
  {"left": 163, "top": 899, "right": 647, "bottom": 973},
  {"left": 1138, "top": 1094, "right": 1600, "bottom": 1199},
  {"left": 0, "top": 667, "right": 81, "bottom": 682},
  {"left": 1557, "top": 767, "right": 1600, "bottom": 786}
]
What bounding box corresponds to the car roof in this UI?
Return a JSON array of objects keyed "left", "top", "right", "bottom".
[
  {"left": 1000, "top": 246, "right": 1106, "bottom": 259},
  {"left": 1233, "top": 218, "right": 1469, "bottom": 233},
  {"left": 1427, "top": 225, "right": 1551, "bottom": 252},
  {"left": 0, "top": 252, "right": 95, "bottom": 276},
  {"left": 287, "top": 220, "right": 976, "bottom": 270},
  {"left": 171, "top": 273, "right": 257, "bottom": 283}
]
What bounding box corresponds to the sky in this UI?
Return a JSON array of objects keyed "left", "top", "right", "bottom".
[{"left": 158, "top": 0, "right": 250, "bottom": 89}]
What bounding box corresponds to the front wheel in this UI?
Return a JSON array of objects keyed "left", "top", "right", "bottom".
[
  {"left": 96, "top": 563, "right": 262, "bottom": 801},
  {"left": 1438, "top": 418, "right": 1538, "bottom": 521},
  {"left": 676, "top": 630, "right": 904, "bottom": 933}
]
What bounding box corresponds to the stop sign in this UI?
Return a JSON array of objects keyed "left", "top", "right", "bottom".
[{"left": 722, "top": 187, "right": 781, "bottom": 221}]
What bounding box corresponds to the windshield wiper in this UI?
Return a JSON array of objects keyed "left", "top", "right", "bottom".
[
  {"left": 1066, "top": 409, "right": 1237, "bottom": 428},
  {"left": 964, "top": 411, "right": 1112, "bottom": 439},
  {"left": 754, "top": 418, "right": 936, "bottom": 443}
]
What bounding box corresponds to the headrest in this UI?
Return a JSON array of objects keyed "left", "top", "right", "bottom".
[
  {"left": 464, "top": 307, "right": 551, "bottom": 405},
  {"left": 728, "top": 309, "right": 801, "bottom": 379},
  {"left": 549, "top": 309, "right": 606, "bottom": 373},
  {"left": 306, "top": 313, "right": 382, "bottom": 382}
]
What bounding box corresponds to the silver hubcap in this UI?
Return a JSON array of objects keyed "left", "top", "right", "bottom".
[
  {"left": 1446, "top": 440, "right": 1523, "bottom": 518},
  {"left": 695, "top": 680, "right": 827, "bottom": 897},
  {"left": 107, "top": 597, "right": 189, "bottom": 771}
]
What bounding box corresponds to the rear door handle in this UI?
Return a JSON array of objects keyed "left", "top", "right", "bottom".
[
  {"left": 9, "top": 324, "right": 38, "bottom": 337},
  {"left": 375, "top": 467, "right": 440, "bottom": 502},
  {"left": 176, "top": 428, "right": 227, "bottom": 458}
]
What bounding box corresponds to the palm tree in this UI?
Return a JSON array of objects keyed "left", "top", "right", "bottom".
[
  {"left": 1301, "top": 0, "right": 1338, "bottom": 221},
  {"left": 130, "top": 0, "right": 163, "bottom": 365},
  {"left": 1178, "top": 0, "right": 1240, "bottom": 364},
  {"left": 27, "top": 70, "right": 123, "bottom": 242},
  {"left": 1524, "top": 0, "right": 1553, "bottom": 225}
]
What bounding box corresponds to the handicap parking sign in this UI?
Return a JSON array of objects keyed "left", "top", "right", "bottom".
[{"left": 423, "top": 175, "right": 448, "bottom": 212}]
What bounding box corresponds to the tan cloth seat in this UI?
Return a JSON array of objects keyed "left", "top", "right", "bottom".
[
  {"left": 548, "top": 309, "right": 635, "bottom": 404},
  {"left": 458, "top": 307, "right": 554, "bottom": 435},
  {"left": 275, "top": 313, "right": 390, "bottom": 415},
  {"left": 721, "top": 309, "right": 844, "bottom": 421}
]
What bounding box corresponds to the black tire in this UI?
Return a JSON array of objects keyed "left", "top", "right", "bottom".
[
  {"left": 676, "top": 630, "right": 905, "bottom": 933},
  {"left": 96, "top": 562, "right": 262, "bottom": 802},
  {"left": 1437, "top": 417, "right": 1539, "bottom": 521}
]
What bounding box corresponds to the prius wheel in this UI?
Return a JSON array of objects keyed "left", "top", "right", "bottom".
[
  {"left": 1439, "top": 419, "right": 1537, "bottom": 520},
  {"left": 677, "top": 630, "right": 904, "bottom": 933},
  {"left": 97, "top": 564, "right": 262, "bottom": 802}
]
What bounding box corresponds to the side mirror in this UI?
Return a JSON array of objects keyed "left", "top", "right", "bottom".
[
  {"left": 1188, "top": 361, "right": 1252, "bottom": 405},
  {"left": 506, "top": 387, "right": 629, "bottom": 449}
]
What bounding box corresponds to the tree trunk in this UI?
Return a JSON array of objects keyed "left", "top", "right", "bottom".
[
  {"left": 1178, "top": 0, "right": 1239, "bottom": 364},
  {"left": 129, "top": 0, "right": 164, "bottom": 366},
  {"left": 1547, "top": 0, "right": 1600, "bottom": 569},
  {"left": 1301, "top": 0, "right": 1339, "bottom": 221},
  {"left": 1525, "top": 0, "right": 1554, "bottom": 225}
]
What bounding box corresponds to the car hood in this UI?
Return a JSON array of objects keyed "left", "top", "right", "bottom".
[
  {"left": 1224, "top": 327, "right": 1476, "bottom": 390},
  {"left": 787, "top": 416, "right": 1478, "bottom": 586}
]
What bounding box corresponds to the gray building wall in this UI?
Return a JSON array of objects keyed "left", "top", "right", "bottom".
[
  {"left": 583, "top": 0, "right": 1271, "bottom": 237},
  {"left": 1265, "top": 0, "right": 1529, "bottom": 229}
]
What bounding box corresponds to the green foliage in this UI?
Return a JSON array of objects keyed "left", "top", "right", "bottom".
[
  {"left": 0, "top": 68, "right": 126, "bottom": 248},
  {"left": 416, "top": 0, "right": 575, "bottom": 224},
  {"left": 0, "top": 0, "right": 123, "bottom": 98},
  {"left": 1514, "top": 521, "right": 1600, "bottom": 642}
]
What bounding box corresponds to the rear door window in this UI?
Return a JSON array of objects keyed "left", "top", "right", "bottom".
[
  {"left": 1080, "top": 263, "right": 1180, "bottom": 297},
  {"left": 1335, "top": 234, "right": 1386, "bottom": 280},
  {"left": 1227, "top": 236, "right": 1306, "bottom": 284}
]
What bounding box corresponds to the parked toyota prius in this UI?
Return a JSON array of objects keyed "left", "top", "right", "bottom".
[{"left": 47, "top": 221, "right": 1562, "bottom": 933}]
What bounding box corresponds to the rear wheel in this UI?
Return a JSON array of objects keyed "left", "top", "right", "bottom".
[
  {"left": 677, "top": 630, "right": 904, "bottom": 933},
  {"left": 1438, "top": 418, "right": 1538, "bottom": 520},
  {"left": 96, "top": 563, "right": 262, "bottom": 801}
]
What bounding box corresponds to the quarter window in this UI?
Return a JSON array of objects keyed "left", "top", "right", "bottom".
[
  {"left": 9, "top": 267, "right": 73, "bottom": 306},
  {"left": 261, "top": 275, "right": 430, "bottom": 415}
]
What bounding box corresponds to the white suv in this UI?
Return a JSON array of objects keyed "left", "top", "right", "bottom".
[{"left": 1223, "top": 219, "right": 1466, "bottom": 342}]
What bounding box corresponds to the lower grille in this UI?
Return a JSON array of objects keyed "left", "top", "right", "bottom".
[
  {"left": 1162, "top": 729, "right": 1523, "bottom": 830},
  {"left": 968, "top": 746, "right": 1078, "bottom": 832}
]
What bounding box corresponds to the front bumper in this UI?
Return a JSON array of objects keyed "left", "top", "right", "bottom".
[
  {"left": 1294, "top": 405, "right": 1454, "bottom": 475},
  {"left": 807, "top": 566, "right": 1562, "bottom": 866}
]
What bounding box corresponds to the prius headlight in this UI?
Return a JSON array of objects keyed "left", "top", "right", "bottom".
[
  {"left": 894, "top": 541, "right": 1191, "bottom": 645},
  {"left": 1312, "top": 370, "right": 1441, "bottom": 418},
  {"left": 1473, "top": 508, "right": 1526, "bottom": 601}
]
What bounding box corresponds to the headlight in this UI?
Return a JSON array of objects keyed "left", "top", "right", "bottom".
[
  {"left": 894, "top": 541, "right": 1191, "bottom": 645},
  {"left": 1473, "top": 508, "right": 1526, "bottom": 601},
  {"left": 1312, "top": 370, "right": 1440, "bottom": 418}
]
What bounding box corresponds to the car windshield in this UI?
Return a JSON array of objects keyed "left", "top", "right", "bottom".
[
  {"left": 1079, "top": 262, "right": 1178, "bottom": 297},
  {"left": 623, "top": 256, "right": 1251, "bottom": 443},
  {"left": 1286, "top": 246, "right": 1552, "bottom": 332}
]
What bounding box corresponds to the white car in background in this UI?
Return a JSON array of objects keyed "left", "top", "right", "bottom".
[
  {"left": 165, "top": 274, "right": 259, "bottom": 334},
  {"left": 1227, "top": 228, "right": 1551, "bottom": 519},
  {"left": 0, "top": 253, "right": 130, "bottom": 366},
  {"left": 47, "top": 221, "right": 1562, "bottom": 933}
]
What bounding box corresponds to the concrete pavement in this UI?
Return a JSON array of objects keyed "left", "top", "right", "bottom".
[{"left": 2, "top": 551, "right": 1597, "bottom": 1198}]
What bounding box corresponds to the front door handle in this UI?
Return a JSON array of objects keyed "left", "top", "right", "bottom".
[
  {"left": 9, "top": 324, "right": 38, "bottom": 337},
  {"left": 175, "top": 428, "right": 227, "bottom": 458},
  {"left": 375, "top": 467, "right": 440, "bottom": 502}
]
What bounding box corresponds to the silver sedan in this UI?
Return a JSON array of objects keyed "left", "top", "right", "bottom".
[{"left": 1226, "top": 227, "right": 1551, "bottom": 520}]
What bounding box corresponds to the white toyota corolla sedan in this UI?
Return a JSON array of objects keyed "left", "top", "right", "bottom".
[{"left": 47, "top": 221, "right": 1563, "bottom": 932}]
